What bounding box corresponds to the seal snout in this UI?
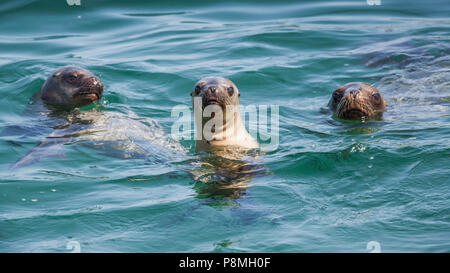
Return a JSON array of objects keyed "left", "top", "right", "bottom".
[
  {"left": 70, "top": 74, "right": 104, "bottom": 108},
  {"left": 207, "top": 86, "right": 217, "bottom": 95},
  {"left": 338, "top": 92, "right": 371, "bottom": 119},
  {"left": 341, "top": 108, "right": 368, "bottom": 119},
  {"left": 89, "top": 76, "right": 104, "bottom": 100},
  {"left": 204, "top": 86, "right": 220, "bottom": 105},
  {"left": 199, "top": 83, "right": 225, "bottom": 108},
  {"left": 349, "top": 89, "right": 360, "bottom": 98},
  {"left": 74, "top": 76, "right": 103, "bottom": 101}
]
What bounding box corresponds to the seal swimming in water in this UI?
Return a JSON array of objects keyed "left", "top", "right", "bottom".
[
  {"left": 328, "top": 82, "right": 387, "bottom": 120},
  {"left": 188, "top": 77, "right": 266, "bottom": 202},
  {"left": 10, "top": 66, "right": 185, "bottom": 169},
  {"left": 191, "top": 77, "right": 259, "bottom": 152},
  {"left": 1, "top": 66, "right": 103, "bottom": 140}
]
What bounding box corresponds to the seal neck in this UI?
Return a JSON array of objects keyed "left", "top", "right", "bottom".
[{"left": 194, "top": 104, "right": 248, "bottom": 142}]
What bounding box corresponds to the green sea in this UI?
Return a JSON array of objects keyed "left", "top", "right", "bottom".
[{"left": 0, "top": 0, "right": 449, "bottom": 253}]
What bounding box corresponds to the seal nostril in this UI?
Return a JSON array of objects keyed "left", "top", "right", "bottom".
[
  {"left": 349, "top": 90, "right": 360, "bottom": 96},
  {"left": 91, "top": 77, "right": 102, "bottom": 87},
  {"left": 208, "top": 87, "right": 217, "bottom": 94}
]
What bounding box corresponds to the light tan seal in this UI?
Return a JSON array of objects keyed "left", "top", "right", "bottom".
[
  {"left": 329, "top": 82, "right": 387, "bottom": 120},
  {"left": 190, "top": 77, "right": 259, "bottom": 152}
]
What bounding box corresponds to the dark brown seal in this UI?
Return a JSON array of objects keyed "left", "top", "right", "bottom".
[
  {"left": 39, "top": 66, "right": 103, "bottom": 109},
  {"left": 329, "top": 82, "right": 386, "bottom": 120}
]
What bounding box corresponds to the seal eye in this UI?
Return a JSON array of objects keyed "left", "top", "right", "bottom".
[
  {"left": 227, "top": 86, "right": 234, "bottom": 96},
  {"left": 372, "top": 93, "right": 381, "bottom": 103},
  {"left": 333, "top": 91, "right": 344, "bottom": 102},
  {"left": 67, "top": 74, "right": 78, "bottom": 84},
  {"left": 194, "top": 85, "right": 201, "bottom": 95}
]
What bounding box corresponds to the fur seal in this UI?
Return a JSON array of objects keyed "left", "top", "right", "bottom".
[
  {"left": 190, "top": 77, "right": 259, "bottom": 151},
  {"left": 188, "top": 77, "right": 265, "bottom": 200},
  {"left": 329, "top": 82, "right": 386, "bottom": 120},
  {"left": 10, "top": 66, "right": 185, "bottom": 169},
  {"left": 39, "top": 66, "right": 103, "bottom": 109}
]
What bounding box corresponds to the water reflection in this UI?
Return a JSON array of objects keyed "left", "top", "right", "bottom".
[{"left": 190, "top": 148, "right": 267, "bottom": 203}]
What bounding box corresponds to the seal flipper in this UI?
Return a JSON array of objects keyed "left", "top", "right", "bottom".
[{"left": 9, "top": 136, "right": 70, "bottom": 170}]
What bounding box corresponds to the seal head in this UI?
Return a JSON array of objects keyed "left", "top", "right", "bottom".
[
  {"left": 329, "top": 82, "right": 386, "bottom": 120},
  {"left": 191, "top": 77, "right": 259, "bottom": 150},
  {"left": 40, "top": 66, "right": 103, "bottom": 109},
  {"left": 191, "top": 76, "right": 239, "bottom": 110}
]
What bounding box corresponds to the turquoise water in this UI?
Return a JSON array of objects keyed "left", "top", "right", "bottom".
[{"left": 1, "top": 0, "right": 449, "bottom": 252}]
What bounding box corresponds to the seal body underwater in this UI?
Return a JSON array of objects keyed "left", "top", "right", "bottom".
[
  {"left": 188, "top": 77, "right": 267, "bottom": 201},
  {"left": 10, "top": 66, "right": 185, "bottom": 169},
  {"left": 328, "top": 82, "right": 386, "bottom": 120},
  {"left": 1, "top": 66, "right": 103, "bottom": 139}
]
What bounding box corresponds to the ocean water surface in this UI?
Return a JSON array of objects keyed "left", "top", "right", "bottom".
[{"left": 0, "top": 0, "right": 449, "bottom": 252}]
